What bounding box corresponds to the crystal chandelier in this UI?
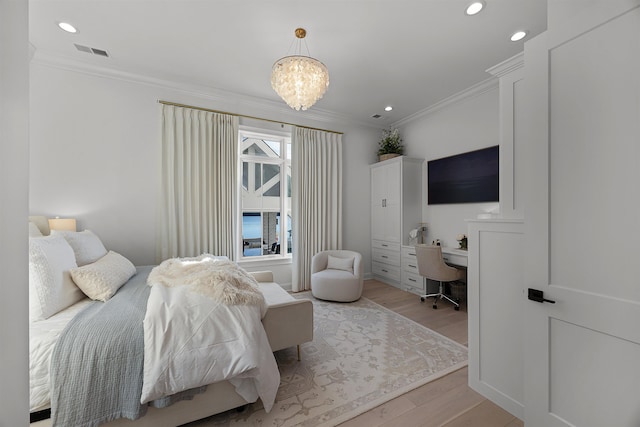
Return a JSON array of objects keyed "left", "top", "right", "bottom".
[{"left": 271, "top": 28, "right": 329, "bottom": 111}]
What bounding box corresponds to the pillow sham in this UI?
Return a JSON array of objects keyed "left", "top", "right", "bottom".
[
  {"left": 326, "top": 255, "right": 354, "bottom": 273},
  {"left": 51, "top": 229, "right": 108, "bottom": 266},
  {"left": 70, "top": 251, "right": 136, "bottom": 301},
  {"left": 28, "top": 222, "right": 43, "bottom": 238},
  {"left": 29, "top": 235, "right": 84, "bottom": 322}
]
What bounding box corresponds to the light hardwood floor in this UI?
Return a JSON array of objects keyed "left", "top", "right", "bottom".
[{"left": 338, "top": 279, "right": 524, "bottom": 427}]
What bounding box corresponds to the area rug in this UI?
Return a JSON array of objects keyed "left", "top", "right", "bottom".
[{"left": 188, "top": 294, "right": 468, "bottom": 427}]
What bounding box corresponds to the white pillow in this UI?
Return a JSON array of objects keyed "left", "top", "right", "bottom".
[
  {"left": 327, "top": 255, "right": 354, "bottom": 273},
  {"left": 52, "top": 229, "right": 108, "bottom": 266},
  {"left": 70, "top": 251, "right": 136, "bottom": 301},
  {"left": 29, "top": 235, "right": 84, "bottom": 322},
  {"left": 28, "top": 222, "right": 43, "bottom": 238}
]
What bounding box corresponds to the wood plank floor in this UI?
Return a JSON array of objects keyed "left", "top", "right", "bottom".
[{"left": 338, "top": 279, "right": 523, "bottom": 427}]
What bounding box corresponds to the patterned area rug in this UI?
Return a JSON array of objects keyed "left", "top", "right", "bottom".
[{"left": 188, "top": 294, "right": 468, "bottom": 427}]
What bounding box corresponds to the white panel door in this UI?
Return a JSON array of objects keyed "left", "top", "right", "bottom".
[{"left": 523, "top": 3, "right": 640, "bottom": 427}]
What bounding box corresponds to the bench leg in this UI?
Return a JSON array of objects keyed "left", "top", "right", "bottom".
[{"left": 297, "top": 345, "right": 301, "bottom": 361}]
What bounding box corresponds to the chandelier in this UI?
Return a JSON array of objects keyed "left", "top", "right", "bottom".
[{"left": 270, "top": 28, "right": 329, "bottom": 111}]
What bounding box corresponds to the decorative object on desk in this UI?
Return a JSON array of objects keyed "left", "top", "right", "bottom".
[
  {"left": 418, "top": 223, "right": 428, "bottom": 244},
  {"left": 431, "top": 239, "right": 441, "bottom": 246},
  {"left": 377, "top": 127, "right": 403, "bottom": 161},
  {"left": 456, "top": 234, "right": 468, "bottom": 250},
  {"left": 409, "top": 228, "right": 419, "bottom": 246}
]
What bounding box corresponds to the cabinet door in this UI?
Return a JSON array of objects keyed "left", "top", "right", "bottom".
[{"left": 371, "top": 161, "right": 402, "bottom": 242}]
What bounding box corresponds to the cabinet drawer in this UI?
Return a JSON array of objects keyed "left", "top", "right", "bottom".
[
  {"left": 372, "top": 248, "right": 400, "bottom": 266},
  {"left": 401, "top": 246, "right": 418, "bottom": 259},
  {"left": 442, "top": 253, "right": 468, "bottom": 268},
  {"left": 372, "top": 261, "right": 401, "bottom": 281},
  {"left": 372, "top": 240, "right": 401, "bottom": 252},
  {"left": 402, "top": 271, "right": 425, "bottom": 293},
  {"left": 401, "top": 258, "right": 420, "bottom": 274}
]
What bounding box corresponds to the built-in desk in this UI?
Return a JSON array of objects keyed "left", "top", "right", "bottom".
[
  {"left": 441, "top": 247, "right": 468, "bottom": 268},
  {"left": 400, "top": 246, "right": 468, "bottom": 295}
]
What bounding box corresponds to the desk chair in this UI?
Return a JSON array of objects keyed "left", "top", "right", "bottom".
[{"left": 415, "top": 244, "right": 465, "bottom": 311}]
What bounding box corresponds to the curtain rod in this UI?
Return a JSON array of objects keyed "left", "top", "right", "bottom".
[{"left": 158, "top": 100, "right": 344, "bottom": 135}]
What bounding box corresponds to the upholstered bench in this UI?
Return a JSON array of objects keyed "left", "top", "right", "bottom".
[{"left": 251, "top": 271, "right": 314, "bottom": 359}]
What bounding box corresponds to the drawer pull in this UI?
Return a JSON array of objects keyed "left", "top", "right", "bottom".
[
  {"left": 408, "top": 264, "right": 416, "bottom": 268},
  {"left": 381, "top": 255, "right": 388, "bottom": 258},
  {"left": 381, "top": 244, "right": 388, "bottom": 247},
  {"left": 409, "top": 252, "right": 415, "bottom": 256},
  {"left": 381, "top": 269, "right": 388, "bottom": 273},
  {"left": 408, "top": 278, "right": 416, "bottom": 282}
]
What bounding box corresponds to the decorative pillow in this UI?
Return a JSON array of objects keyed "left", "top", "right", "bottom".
[
  {"left": 327, "top": 255, "right": 355, "bottom": 273},
  {"left": 70, "top": 251, "right": 136, "bottom": 301},
  {"left": 29, "top": 235, "right": 84, "bottom": 322},
  {"left": 29, "top": 222, "right": 43, "bottom": 238},
  {"left": 51, "top": 229, "right": 108, "bottom": 266}
]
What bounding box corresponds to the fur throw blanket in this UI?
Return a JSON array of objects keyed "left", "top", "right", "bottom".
[{"left": 147, "top": 254, "right": 264, "bottom": 307}]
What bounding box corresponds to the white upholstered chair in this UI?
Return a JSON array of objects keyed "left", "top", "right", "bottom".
[
  {"left": 415, "top": 244, "right": 465, "bottom": 310},
  {"left": 311, "top": 250, "right": 363, "bottom": 302}
]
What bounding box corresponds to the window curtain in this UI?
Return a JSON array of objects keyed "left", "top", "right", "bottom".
[
  {"left": 158, "top": 105, "right": 239, "bottom": 261},
  {"left": 291, "top": 126, "right": 342, "bottom": 292}
]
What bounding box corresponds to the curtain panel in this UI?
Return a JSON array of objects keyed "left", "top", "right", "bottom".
[
  {"left": 292, "top": 127, "right": 343, "bottom": 292},
  {"left": 158, "top": 105, "right": 239, "bottom": 261}
]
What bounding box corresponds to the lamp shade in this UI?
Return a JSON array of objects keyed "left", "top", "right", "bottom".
[{"left": 48, "top": 218, "right": 77, "bottom": 232}]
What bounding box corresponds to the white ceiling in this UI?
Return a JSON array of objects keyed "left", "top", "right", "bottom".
[{"left": 29, "top": 0, "right": 547, "bottom": 124}]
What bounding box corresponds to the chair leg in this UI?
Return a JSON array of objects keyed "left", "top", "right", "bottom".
[{"left": 420, "top": 281, "right": 460, "bottom": 310}]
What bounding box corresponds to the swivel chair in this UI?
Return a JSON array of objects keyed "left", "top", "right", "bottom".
[
  {"left": 415, "top": 244, "right": 465, "bottom": 310},
  {"left": 311, "top": 250, "right": 363, "bottom": 302}
]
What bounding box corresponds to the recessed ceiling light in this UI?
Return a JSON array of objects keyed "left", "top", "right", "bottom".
[
  {"left": 57, "top": 22, "right": 77, "bottom": 33},
  {"left": 465, "top": 1, "right": 485, "bottom": 16},
  {"left": 510, "top": 30, "right": 527, "bottom": 42},
  {"left": 384, "top": 106, "right": 393, "bottom": 112}
]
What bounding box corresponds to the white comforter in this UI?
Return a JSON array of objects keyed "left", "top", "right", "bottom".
[{"left": 140, "top": 257, "right": 280, "bottom": 412}]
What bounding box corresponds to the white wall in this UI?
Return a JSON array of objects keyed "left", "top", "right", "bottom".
[
  {"left": 0, "top": 0, "right": 29, "bottom": 424},
  {"left": 398, "top": 86, "right": 501, "bottom": 249},
  {"left": 29, "top": 61, "right": 379, "bottom": 280}
]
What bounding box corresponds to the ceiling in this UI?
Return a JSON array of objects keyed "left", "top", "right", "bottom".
[{"left": 29, "top": 0, "right": 547, "bottom": 125}]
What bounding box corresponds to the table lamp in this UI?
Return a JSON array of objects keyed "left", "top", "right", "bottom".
[{"left": 48, "top": 217, "right": 77, "bottom": 232}]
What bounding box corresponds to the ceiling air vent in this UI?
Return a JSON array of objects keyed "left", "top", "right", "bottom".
[
  {"left": 74, "top": 44, "right": 110, "bottom": 58},
  {"left": 371, "top": 114, "right": 382, "bottom": 119}
]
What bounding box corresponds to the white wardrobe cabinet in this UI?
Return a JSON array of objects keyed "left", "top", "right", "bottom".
[{"left": 370, "top": 156, "right": 423, "bottom": 288}]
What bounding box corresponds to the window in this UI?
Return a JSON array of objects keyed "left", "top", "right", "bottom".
[{"left": 239, "top": 129, "right": 292, "bottom": 259}]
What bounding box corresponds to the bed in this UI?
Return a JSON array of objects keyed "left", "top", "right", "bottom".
[{"left": 28, "top": 216, "right": 313, "bottom": 426}]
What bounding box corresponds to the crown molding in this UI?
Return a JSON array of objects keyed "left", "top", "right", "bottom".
[
  {"left": 31, "top": 51, "right": 378, "bottom": 130},
  {"left": 392, "top": 77, "right": 499, "bottom": 127},
  {"left": 486, "top": 52, "right": 525, "bottom": 77}
]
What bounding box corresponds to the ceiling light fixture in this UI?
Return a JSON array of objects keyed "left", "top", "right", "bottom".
[
  {"left": 510, "top": 30, "right": 527, "bottom": 42},
  {"left": 465, "top": 1, "right": 485, "bottom": 16},
  {"left": 57, "top": 22, "right": 77, "bottom": 33},
  {"left": 385, "top": 106, "right": 393, "bottom": 112},
  {"left": 271, "top": 28, "right": 329, "bottom": 111}
]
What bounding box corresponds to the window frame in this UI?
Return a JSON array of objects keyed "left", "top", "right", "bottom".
[{"left": 237, "top": 127, "right": 292, "bottom": 261}]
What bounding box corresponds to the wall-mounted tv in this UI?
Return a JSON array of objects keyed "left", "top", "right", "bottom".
[{"left": 427, "top": 145, "right": 499, "bottom": 205}]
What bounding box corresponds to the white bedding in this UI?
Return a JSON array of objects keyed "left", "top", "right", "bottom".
[
  {"left": 141, "top": 269, "right": 280, "bottom": 412},
  {"left": 29, "top": 298, "right": 93, "bottom": 412}
]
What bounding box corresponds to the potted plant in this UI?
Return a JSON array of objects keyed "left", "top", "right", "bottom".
[{"left": 377, "top": 127, "right": 404, "bottom": 161}]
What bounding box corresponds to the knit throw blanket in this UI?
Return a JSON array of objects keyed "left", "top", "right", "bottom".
[{"left": 147, "top": 254, "right": 264, "bottom": 307}]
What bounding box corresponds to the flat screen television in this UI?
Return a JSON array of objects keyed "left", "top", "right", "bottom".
[{"left": 427, "top": 145, "right": 499, "bottom": 205}]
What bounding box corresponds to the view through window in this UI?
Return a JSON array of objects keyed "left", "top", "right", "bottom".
[{"left": 239, "top": 130, "right": 292, "bottom": 258}]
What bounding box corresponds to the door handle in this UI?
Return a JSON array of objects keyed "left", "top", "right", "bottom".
[{"left": 528, "top": 288, "right": 556, "bottom": 304}]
